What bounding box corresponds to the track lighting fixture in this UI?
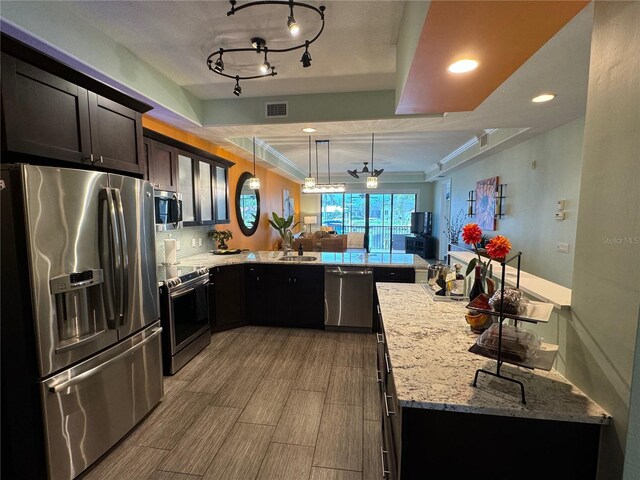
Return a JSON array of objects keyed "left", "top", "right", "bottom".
[{"left": 207, "top": 0, "right": 325, "bottom": 93}]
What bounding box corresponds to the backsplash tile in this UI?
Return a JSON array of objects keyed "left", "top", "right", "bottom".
[{"left": 155, "top": 226, "right": 215, "bottom": 264}]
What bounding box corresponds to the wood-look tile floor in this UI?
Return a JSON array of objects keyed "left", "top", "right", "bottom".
[{"left": 82, "top": 327, "right": 383, "bottom": 480}]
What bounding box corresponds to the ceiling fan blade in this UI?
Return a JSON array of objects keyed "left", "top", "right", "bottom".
[
  {"left": 347, "top": 170, "right": 359, "bottom": 179},
  {"left": 373, "top": 169, "right": 384, "bottom": 177}
]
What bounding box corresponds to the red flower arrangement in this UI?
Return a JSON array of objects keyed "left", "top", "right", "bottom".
[{"left": 462, "top": 223, "right": 512, "bottom": 281}]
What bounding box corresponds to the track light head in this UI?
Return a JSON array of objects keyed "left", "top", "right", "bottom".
[
  {"left": 259, "top": 61, "right": 271, "bottom": 74},
  {"left": 233, "top": 77, "right": 242, "bottom": 96},
  {"left": 301, "top": 51, "right": 311, "bottom": 67},
  {"left": 214, "top": 57, "right": 224, "bottom": 73},
  {"left": 287, "top": 15, "right": 300, "bottom": 35}
]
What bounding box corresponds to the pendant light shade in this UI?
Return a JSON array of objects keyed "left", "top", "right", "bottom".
[
  {"left": 250, "top": 137, "right": 261, "bottom": 190},
  {"left": 366, "top": 176, "right": 378, "bottom": 189},
  {"left": 303, "top": 135, "right": 316, "bottom": 188}
]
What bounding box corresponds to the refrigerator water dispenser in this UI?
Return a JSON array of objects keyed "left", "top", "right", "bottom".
[{"left": 50, "top": 269, "right": 106, "bottom": 351}]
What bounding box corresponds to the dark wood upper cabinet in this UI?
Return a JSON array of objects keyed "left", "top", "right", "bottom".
[
  {"left": 145, "top": 138, "right": 178, "bottom": 191},
  {"left": 1, "top": 55, "right": 92, "bottom": 164},
  {"left": 1, "top": 52, "right": 146, "bottom": 175},
  {"left": 87, "top": 92, "right": 144, "bottom": 175}
]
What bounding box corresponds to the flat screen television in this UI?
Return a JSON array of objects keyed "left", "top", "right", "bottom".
[{"left": 411, "top": 212, "right": 432, "bottom": 235}]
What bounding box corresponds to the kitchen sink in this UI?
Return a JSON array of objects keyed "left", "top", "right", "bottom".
[{"left": 279, "top": 255, "right": 317, "bottom": 262}]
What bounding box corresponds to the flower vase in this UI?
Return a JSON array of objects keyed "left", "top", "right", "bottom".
[{"left": 281, "top": 232, "right": 292, "bottom": 253}]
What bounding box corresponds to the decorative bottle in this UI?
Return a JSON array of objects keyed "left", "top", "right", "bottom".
[
  {"left": 450, "top": 264, "right": 465, "bottom": 297},
  {"left": 468, "top": 264, "right": 485, "bottom": 301},
  {"left": 435, "top": 270, "right": 447, "bottom": 296}
]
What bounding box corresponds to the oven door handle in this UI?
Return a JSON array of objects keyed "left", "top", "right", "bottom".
[{"left": 169, "top": 279, "right": 209, "bottom": 299}]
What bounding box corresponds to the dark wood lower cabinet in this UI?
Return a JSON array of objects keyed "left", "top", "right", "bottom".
[
  {"left": 209, "top": 265, "right": 246, "bottom": 333},
  {"left": 245, "top": 264, "right": 324, "bottom": 329},
  {"left": 377, "top": 305, "right": 601, "bottom": 480},
  {"left": 211, "top": 264, "right": 325, "bottom": 331}
]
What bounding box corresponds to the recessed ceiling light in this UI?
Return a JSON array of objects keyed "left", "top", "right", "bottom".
[
  {"left": 302, "top": 127, "right": 316, "bottom": 133},
  {"left": 532, "top": 93, "right": 556, "bottom": 103},
  {"left": 448, "top": 59, "right": 479, "bottom": 74}
]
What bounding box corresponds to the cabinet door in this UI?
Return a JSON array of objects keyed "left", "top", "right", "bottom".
[
  {"left": 177, "top": 153, "right": 198, "bottom": 226},
  {"left": 289, "top": 266, "right": 325, "bottom": 329},
  {"left": 198, "top": 159, "right": 215, "bottom": 225},
  {"left": 1, "top": 54, "right": 92, "bottom": 164},
  {"left": 148, "top": 140, "right": 178, "bottom": 191},
  {"left": 88, "top": 92, "right": 144, "bottom": 175},
  {"left": 214, "top": 165, "right": 230, "bottom": 224},
  {"left": 245, "top": 265, "right": 265, "bottom": 325},
  {"left": 210, "top": 265, "right": 246, "bottom": 332},
  {"left": 257, "top": 265, "right": 291, "bottom": 327}
]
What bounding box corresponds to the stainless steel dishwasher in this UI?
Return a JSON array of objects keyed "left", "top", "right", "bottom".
[{"left": 324, "top": 266, "right": 373, "bottom": 331}]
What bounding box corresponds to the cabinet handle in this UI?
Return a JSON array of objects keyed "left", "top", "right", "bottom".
[
  {"left": 377, "top": 305, "right": 381, "bottom": 316},
  {"left": 384, "top": 393, "right": 395, "bottom": 416},
  {"left": 293, "top": 278, "right": 297, "bottom": 283},
  {"left": 99, "top": 155, "right": 104, "bottom": 164},
  {"left": 380, "top": 447, "right": 391, "bottom": 477},
  {"left": 384, "top": 352, "right": 392, "bottom": 374},
  {"left": 376, "top": 333, "right": 385, "bottom": 344},
  {"left": 376, "top": 369, "right": 382, "bottom": 383},
  {"left": 257, "top": 276, "right": 260, "bottom": 281},
  {"left": 87, "top": 153, "right": 95, "bottom": 163}
]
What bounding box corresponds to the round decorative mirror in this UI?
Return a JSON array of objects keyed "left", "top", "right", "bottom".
[{"left": 235, "top": 171, "right": 261, "bottom": 236}]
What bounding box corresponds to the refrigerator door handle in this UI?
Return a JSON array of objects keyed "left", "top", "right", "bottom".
[
  {"left": 99, "top": 188, "right": 121, "bottom": 328},
  {"left": 113, "top": 188, "right": 129, "bottom": 326},
  {"left": 47, "top": 327, "right": 162, "bottom": 393}
]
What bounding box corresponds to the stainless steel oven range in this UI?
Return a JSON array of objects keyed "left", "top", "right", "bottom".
[{"left": 158, "top": 265, "right": 211, "bottom": 374}]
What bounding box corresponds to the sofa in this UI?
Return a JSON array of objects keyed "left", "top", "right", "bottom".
[{"left": 292, "top": 232, "right": 366, "bottom": 253}]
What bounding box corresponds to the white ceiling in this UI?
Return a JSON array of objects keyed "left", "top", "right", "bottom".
[{"left": 59, "top": 0, "right": 593, "bottom": 178}]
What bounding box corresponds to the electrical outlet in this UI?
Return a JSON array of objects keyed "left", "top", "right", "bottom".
[
  {"left": 176, "top": 241, "right": 181, "bottom": 251},
  {"left": 198, "top": 238, "right": 203, "bottom": 247},
  {"left": 191, "top": 238, "right": 196, "bottom": 247},
  {"left": 557, "top": 242, "right": 569, "bottom": 254}
]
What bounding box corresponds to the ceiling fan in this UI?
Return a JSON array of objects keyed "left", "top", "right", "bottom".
[{"left": 347, "top": 162, "right": 384, "bottom": 179}]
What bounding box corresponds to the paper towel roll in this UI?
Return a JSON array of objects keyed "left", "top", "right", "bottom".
[{"left": 164, "top": 239, "right": 177, "bottom": 265}]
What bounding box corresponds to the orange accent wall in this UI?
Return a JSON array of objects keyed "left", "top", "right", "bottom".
[
  {"left": 396, "top": 0, "right": 590, "bottom": 114},
  {"left": 142, "top": 116, "right": 301, "bottom": 251}
]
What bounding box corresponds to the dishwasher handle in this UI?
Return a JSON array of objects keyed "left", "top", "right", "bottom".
[{"left": 326, "top": 269, "right": 373, "bottom": 277}]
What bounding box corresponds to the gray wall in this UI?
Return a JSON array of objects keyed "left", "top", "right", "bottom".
[
  {"left": 571, "top": 2, "right": 640, "bottom": 478},
  {"left": 444, "top": 118, "right": 585, "bottom": 287}
]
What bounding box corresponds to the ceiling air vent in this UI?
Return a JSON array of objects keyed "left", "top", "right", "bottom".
[
  {"left": 265, "top": 102, "right": 288, "bottom": 118},
  {"left": 478, "top": 132, "right": 489, "bottom": 148}
]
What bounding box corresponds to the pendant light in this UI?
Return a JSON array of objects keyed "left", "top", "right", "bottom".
[
  {"left": 301, "top": 139, "right": 345, "bottom": 194},
  {"left": 249, "top": 137, "right": 260, "bottom": 190},
  {"left": 304, "top": 136, "right": 316, "bottom": 188},
  {"left": 366, "top": 133, "right": 378, "bottom": 189}
]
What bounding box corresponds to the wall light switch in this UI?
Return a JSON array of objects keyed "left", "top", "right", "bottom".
[
  {"left": 198, "top": 238, "right": 203, "bottom": 247},
  {"left": 557, "top": 200, "right": 566, "bottom": 210},
  {"left": 176, "top": 241, "right": 181, "bottom": 251},
  {"left": 191, "top": 238, "right": 196, "bottom": 247},
  {"left": 555, "top": 211, "right": 565, "bottom": 220},
  {"left": 557, "top": 242, "right": 569, "bottom": 254}
]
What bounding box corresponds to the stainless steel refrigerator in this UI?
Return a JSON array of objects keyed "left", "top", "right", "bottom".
[{"left": 1, "top": 164, "right": 163, "bottom": 480}]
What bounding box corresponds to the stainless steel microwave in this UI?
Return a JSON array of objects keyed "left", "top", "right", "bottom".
[{"left": 154, "top": 191, "right": 182, "bottom": 230}]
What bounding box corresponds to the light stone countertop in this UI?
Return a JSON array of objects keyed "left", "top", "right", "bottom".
[
  {"left": 176, "top": 250, "right": 430, "bottom": 269},
  {"left": 448, "top": 250, "right": 571, "bottom": 309},
  {"left": 377, "top": 282, "right": 610, "bottom": 424}
]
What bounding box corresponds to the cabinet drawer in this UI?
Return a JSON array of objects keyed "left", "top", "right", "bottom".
[
  {"left": 374, "top": 267, "right": 415, "bottom": 283},
  {"left": 382, "top": 392, "right": 399, "bottom": 480}
]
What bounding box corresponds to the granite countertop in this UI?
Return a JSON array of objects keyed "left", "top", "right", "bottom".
[
  {"left": 448, "top": 250, "right": 571, "bottom": 309},
  {"left": 176, "top": 251, "right": 430, "bottom": 269},
  {"left": 376, "top": 282, "right": 610, "bottom": 425}
]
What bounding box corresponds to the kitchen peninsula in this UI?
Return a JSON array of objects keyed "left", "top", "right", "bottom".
[{"left": 375, "top": 282, "right": 610, "bottom": 479}]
